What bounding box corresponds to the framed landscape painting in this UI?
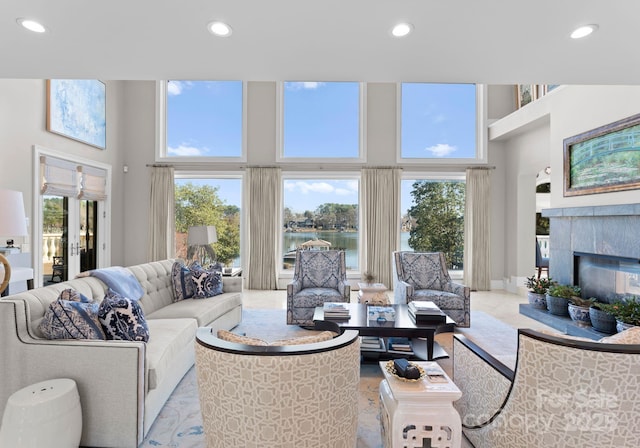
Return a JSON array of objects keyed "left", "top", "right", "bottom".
[
  {"left": 564, "top": 113, "right": 640, "bottom": 196},
  {"left": 46, "top": 79, "right": 106, "bottom": 149},
  {"left": 515, "top": 84, "right": 536, "bottom": 109}
]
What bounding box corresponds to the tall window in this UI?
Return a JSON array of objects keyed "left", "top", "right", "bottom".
[
  {"left": 174, "top": 176, "right": 242, "bottom": 268},
  {"left": 401, "top": 177, "right": 465, "bottom": 271},
  {"left": 162, "top": 80, "right": 244, "bottom": 159},
  {"left": 280, "top": 82, "right": 363, "bottom": 159},
  {"left": 283, "top": 177, "right": 359, "bottom": 270},
  {"left": 400, "top": 83, "right": 480, "bottom": 161}
]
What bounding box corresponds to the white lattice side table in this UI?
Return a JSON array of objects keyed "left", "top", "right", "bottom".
[{"left": 379, "top": 361, "right": 462, "bottom": 448}]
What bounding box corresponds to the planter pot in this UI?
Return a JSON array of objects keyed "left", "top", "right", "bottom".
[
  {"left": 589, "top": 307, "right": 617, "bottom": 334},
  {"left": 527, "top": 292, "right": 547, "bottom": 310},
  {"left": 546, "top": 294, "right": 570, "bottom": 316},
  {"left": 616, "top": 320, "right": 638, "bottom": 333},
  {"left": 567, "top": 304, "right": 591, "bottom": 326}
]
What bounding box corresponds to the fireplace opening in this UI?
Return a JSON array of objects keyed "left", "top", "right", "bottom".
[{"left": 574, "top": 252, "right": 640, "bottom": 303}]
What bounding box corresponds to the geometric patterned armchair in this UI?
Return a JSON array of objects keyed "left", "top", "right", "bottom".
[
  {"left": 392, "top": 251, "right": 470, "bottom": 327},
  {"left": 454, "top": 328, "right": 640, "bottom": 447},
  {"left": 287, "top": 250, "right": 350, "bottom": 326}
]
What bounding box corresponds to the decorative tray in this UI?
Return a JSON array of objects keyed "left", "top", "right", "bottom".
[{"left": 384, "top": 360, "right": 426, "bottom": 382}]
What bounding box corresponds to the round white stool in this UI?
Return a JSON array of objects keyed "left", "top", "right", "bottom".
[{"left": 0, "top": 378, "right": 82, "bottom": 448}]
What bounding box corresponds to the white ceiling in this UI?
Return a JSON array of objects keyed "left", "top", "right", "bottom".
[{"left": 2, "top": 0, "right": 639, "bottom": 84}]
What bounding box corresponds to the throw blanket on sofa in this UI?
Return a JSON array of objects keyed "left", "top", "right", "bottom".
[{"left": 77, "top": 266, "right": 145, "bottom": 301}]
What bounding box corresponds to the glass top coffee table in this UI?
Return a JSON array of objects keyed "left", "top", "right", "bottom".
[{"left": 312, "top": 303, "right": 455, "bottom": 361}]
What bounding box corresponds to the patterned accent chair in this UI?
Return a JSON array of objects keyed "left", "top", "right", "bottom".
[
  {"left": 195, "top": 327, "right": 360, "bottom": 448},
  {"left": 392, "top": 251, "right": 470, "bottom": 327},
  {"left": 287, "top": 250, "right": 350, "bottom": 326},
  {"left": 453, "top": 329, "right": 640, "bottom": 447}
]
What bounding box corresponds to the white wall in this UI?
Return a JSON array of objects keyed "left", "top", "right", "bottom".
[
  {"left": 5, "top": 80, "right": 639, "bottom": 289},
  {"left": 488, "top": 84, "right": 640, "bottom": 291},
  {"left": 548, "top": 85, "right": 640, "bottom": 208},
  {"left": 0, "top": 79, "right": 126, "bottom": 266}
]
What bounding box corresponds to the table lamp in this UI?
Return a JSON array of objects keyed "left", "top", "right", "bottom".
[
  {"left": 187, "top": 225, "right": 217, "bottom": 265},
  {"left": 0, "top": 189, "right": 29, "bottom": 294}
]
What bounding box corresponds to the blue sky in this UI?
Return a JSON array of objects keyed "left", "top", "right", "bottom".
[
  {"left": 167, "top": 81, "right": 242, "bottom": 156},
  {"left": 167, "top": 81, "right": 476, "bottom": 159},
  {"left": 171, "top": 81, "right": 475, "bottom": 213},
  {"left": 283, "top": 82, "right": 360, "bottom": 157},
  {"left": 401, "top": 83, "right": 476, "bottom": 158},
  {"left": 176, "top": 177, "right": 420, "bottom": 218}
]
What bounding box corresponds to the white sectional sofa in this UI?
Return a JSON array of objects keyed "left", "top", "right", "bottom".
[{"left": 0, "top": 259, "right": 242, "bottom": 448}]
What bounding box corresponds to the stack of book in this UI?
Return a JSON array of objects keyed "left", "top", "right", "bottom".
[
  {"left": 360, "top": 336, "right": 385, "bottom": 352},
  {"left": 408, "top": 301, "right": 446, "bottom": 324},
  {"left": 323, "top": 302, "right": 350, "bottom": 319},
  {"left": 387, "top": 337, "right": 413, "bottom": 355}
]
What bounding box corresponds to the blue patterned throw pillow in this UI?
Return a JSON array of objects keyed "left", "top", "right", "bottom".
[
  {"left": 98, "top": 289, "right": 150, "bottom": 342},
  {"left": 171, "top": 261, "right": 195, "bottom": 302},
  {"left": 38, "top": 288, "right": 105, "bottom": 340},
  {"left": 190, "top": 262, "right": 223, "bottom": 299}
]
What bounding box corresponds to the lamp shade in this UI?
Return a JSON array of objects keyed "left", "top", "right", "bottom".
[
  {"left": 187, "top": 226, "right": 217, "bottom": 245},
  {"left": 0, "top": 189, "right": 28, "bottom": 237}
]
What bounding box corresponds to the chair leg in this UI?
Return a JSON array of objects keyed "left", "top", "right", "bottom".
[{"left": 537, "top": 267, "right": 542, "bottom": 279}]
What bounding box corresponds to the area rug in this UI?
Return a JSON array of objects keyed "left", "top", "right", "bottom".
[{"left": 140, "top": 309, "right": 507, "bottom": 447}]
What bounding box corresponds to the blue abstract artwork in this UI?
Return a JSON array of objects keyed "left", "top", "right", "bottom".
[{"left": 47, "top": 79, "right": 106, "bottom": 149}]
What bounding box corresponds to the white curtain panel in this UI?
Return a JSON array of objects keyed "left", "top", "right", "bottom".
[
  {"left": 147, "top": 166, "right": 175, "bottom": 262},
  {"left": 362, "top": 168, "right": 401, "bottom": 289},
  {"left": 464, "top": 168, "right": 491, "bottom": 291},
  {"left": 247, "top": 167, "right": 281, "bottom": 290}
]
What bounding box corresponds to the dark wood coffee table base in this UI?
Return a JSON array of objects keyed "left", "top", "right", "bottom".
[{"left": 313, "top": 303, "right": 454, "bottom": 361}]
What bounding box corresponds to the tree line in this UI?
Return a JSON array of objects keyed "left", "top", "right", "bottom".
[{"left": 174, "top": 180, "right": 465, "bottom": 270}]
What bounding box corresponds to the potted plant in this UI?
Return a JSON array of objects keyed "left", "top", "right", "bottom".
[
  {"left": 589, "top": 301, "right": 617, "bottom": 334},
  {"left": 525, "top": 276, "right": 552, "bottom": 310},
  {"left": 546, "top": 284, "right": 581, "bottom": 316},
  {"left": 567, "top": 296, "right": 596, "bottom": 325},
  {"left": 598, "top": 296, "right": 640, "bottom": 332}
]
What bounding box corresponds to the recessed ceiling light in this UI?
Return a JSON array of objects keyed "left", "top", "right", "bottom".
[
  {"left": 571, "top": 24, "right": 598, "bottom": 39},
  {"left": 17, "top": 18, "right": 47, "bottom": 33},
  {"left": 391, "top": 23, "right": 413, "bottom": 38},
  {"left": 208, "top": 21, "right": 232, "bottom": 37}
]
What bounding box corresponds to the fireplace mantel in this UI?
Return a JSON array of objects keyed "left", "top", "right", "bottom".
[
  {"left": 520, "top": 203, "right": 640, "bottom": 336},
  {"left": 540, "top": 203, "right": 640, "bottom": 286}
]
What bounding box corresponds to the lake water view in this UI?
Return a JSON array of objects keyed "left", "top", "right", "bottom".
[{"left": 283, "top": 231, "right": 411, "bottom": 270}]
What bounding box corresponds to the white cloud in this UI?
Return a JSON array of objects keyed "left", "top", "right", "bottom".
[
  {"left": 286, "top": 181, "right": 335, "bottom": 194},
  {"left": 285, "top": 82, "right": 326, "bottom": 91},
  {"left": 345, "top": 180, "right": 359, "bottom": 192},
  {"left": 285, "top": 180, "right": 359, "bottom": 197},
  {"left": 167, "top": 81, "right": 193, "bottom": 96},
  {"left": 167, "top": 144, "right": 207, "bottom": 156},
  {"left": 432, "top": 113, "right": 446, "bottom": 124},
  {"left": 425, "top": 143, "right": 457, "bottom": 157}
]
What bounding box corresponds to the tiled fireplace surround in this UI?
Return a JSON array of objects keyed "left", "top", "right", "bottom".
[{"left": 521, "top": 203, "right": 640, "bottom": 338}]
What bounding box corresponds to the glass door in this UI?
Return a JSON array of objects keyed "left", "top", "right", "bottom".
[
  {"left": 42, "top": 196, "right": 99, "bottom": 284},
  {"left": 80, "top": 199, "right": 98, "bottom": 273},
  {"left": 42, "top": 195, "right": 69, "bottom": 284}
]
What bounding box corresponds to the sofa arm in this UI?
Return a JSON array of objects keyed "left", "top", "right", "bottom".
[
  {"left": 453, "top": 334, "right": 513, "bottom": 429},
  {"left": 222, "top": 276, "right": 242, "bottom": 293},
  {"left": 0, "top": 299, "right": 146, "bottom": 448}
]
